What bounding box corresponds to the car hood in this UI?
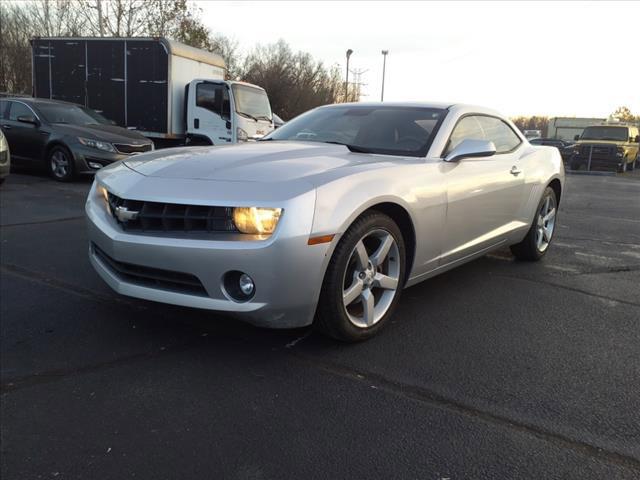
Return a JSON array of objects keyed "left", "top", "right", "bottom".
[
  {"left": 54, "top": 123, "right": 151, "bottom": 144},
  {"left": 123, "top": 141, "right": 402, "bottom": 182}
]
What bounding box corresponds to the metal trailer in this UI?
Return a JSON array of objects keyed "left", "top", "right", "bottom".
[{"left": 31, "top": 37, "right": 226, "bottom": 141}]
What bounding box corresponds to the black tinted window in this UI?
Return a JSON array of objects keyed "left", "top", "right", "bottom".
[
  {"left": 8, "top": 102, "right": 33, "bottom": 121},
  {"left": 196, "top": 83, "right": 229, "bottom": 118},
  {"left": 0, "top": 100, "right": 7, "bottom": 119}
]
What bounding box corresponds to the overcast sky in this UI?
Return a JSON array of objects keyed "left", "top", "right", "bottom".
[{"left": 197, "top": 0, "right": 640, "bottom": 118}]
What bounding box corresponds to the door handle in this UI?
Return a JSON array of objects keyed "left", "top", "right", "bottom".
[{"left": 510, "top": 166, "right": 522, "bottom": 176}]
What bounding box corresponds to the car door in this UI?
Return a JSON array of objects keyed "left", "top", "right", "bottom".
[
  {"left": 1, "top": 101, "right": 44, "bottom": 163},
  {"left": 186, "top": 81, "right": 233, "bottom": 144},
  {"left": 440, "top": 114, "right": 525, "bottom": 265}
]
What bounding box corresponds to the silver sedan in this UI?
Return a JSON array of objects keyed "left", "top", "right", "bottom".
[{"left": 86, "top": 102, "right": 564, "bottom": 341}]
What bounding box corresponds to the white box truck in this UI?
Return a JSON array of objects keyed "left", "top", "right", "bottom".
[{"left": 31, "top": 37, "right": 274, "bottom": 147}]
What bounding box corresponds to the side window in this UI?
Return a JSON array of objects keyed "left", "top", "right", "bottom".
[
  {"left": 0, "top": 100, "right": 7, "bottom": 120},
  {"left": 476, "top": 116, "right": 522, "bottom": 153},
  {"left": 445, "top": 115, "right": 484, "bottom": 155},
  {"left": 196, "top": 83, "right": 229, "bottom": 119},
  {"left": 8, "top": 102, "right": 33, "bottom": 121}
]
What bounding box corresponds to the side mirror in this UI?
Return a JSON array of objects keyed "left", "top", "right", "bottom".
[
  {"left": 574, "top": 134, "right": 580, "bottom": 141},
  {"left": 633, "top": 135, "right": 639, "bottom": 143},
  {"left": 444, "top": 139, "right": 497, "bottom": 163},
  {"left": 17, "top": 115, "right": 39, "bottom": 126}
]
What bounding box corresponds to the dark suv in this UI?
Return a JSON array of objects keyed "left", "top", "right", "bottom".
[{"left": 0, "top": 98, "right": 153, "bottom": 181}]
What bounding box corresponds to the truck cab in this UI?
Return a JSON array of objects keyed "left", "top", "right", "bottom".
[
  {"left": 185, "top": 80, "right": 274, "bottom": 146},
  {"left": 570, "top": 124, "right": 640, "bottom": 172}
]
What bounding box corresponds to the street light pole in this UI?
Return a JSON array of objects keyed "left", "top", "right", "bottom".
[
  {"left": 381, "top": 50, "right": 389, "bottom": 102},
  {"left": 345, "top": 49, "right": 353, "bottom": 102}
]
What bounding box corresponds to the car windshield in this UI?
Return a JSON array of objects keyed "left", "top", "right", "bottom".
[
  {"left": 263, "top": 105, "right": 446, "bottom": 157},
  {"left": 580, "top": 126, "right": 628, "bottom": 141},
  {"left": 36, "top": 103, "right": 111, "bottom": 125},
  {"left": 231, "top": 84, "right": 272, "bottom": 121}
]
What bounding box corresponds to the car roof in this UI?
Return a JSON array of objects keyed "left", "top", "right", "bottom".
[
  {"left": 322, "top": 101, "right": 506, "bottom": 117},
  {"left": 2, "top": 97, "right": 82, "bottom": 108}
]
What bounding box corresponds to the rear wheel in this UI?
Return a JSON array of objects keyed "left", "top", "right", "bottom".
[
  {"left": 47, "top": 145, "right": 75, "bottom": 182},
  {"left": 510, "top": 186, "right": 557, "bottom": 261},
  {"left": 315, "top": 211, "right": 406, "bottom": 342}
]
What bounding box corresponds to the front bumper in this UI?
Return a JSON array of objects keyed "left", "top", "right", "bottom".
[
  {"left": 86, "top": 182, "right": 329, "bottom": 329},
  {"left": 71, "top": 144, "right": 153, "bottom": 174}
]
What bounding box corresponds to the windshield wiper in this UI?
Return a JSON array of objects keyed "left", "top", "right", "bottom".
[
  {"left": 256, "top": 115, "right": 272, "bottom": 121},
  {"left": 322, "top": 141, "right": 373, "bottom": 153},
  {"left": 237, "top": 111, "right": 259, "bottom": 122}
]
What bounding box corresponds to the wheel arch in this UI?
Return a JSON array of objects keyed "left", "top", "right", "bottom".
[
  {"left": 367, "top": 202, "right": 416, "bottom": 283},
  {"left": 43, "top": 140, "right": 73, "bottom": 164},
  {"left": 548, "top": 178, "right": 562, "bottom": 204}
]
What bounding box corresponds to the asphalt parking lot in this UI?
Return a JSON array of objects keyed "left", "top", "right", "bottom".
[{"left": 1, "top": 170, "right": 639, "bottom": 479}]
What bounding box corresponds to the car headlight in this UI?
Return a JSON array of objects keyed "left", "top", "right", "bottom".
[
  {"left": 616, "top": 147, "right": 624, "bottom": 158},
  {"left": 236, "top": 127, "right": 248, "bottom": 142},
  {"left": 233, "top": 207, "right": 282, "bottom": 234},
  {"left": 79, "top": 137, "right": 116, "bottom": 153}
]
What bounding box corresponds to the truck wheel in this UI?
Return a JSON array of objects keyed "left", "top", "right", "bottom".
[
  {"left": 47, "top": 146, "right": 75, "bottom": 182},
  {"left": 620, "top": 158, "right": 628, "bottom": 173}
]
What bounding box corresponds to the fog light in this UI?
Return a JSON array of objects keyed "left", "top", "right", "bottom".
[
  {"left": 223, "top": 270, "right": 256, "bottom": 302},
  {"left": 239, "top": 273, "right": 255, "bottom": 296}
]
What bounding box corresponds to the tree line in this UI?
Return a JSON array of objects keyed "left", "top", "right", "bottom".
[{"left": 0, "top": 0, "right": 359, "bottom": 120}]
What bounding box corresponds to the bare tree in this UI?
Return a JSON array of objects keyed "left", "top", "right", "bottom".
[{"left": 241, "top": 40, "right": 344, "bottom": 119}]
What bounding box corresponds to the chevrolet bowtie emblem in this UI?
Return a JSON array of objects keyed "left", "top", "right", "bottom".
[{"left": 114, "top": 205, "right": 139, "bottom": 222}]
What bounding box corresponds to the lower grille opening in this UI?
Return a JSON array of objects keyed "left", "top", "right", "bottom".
[{"left": 92, "top": 243, "right": 208, "bottom": 297}]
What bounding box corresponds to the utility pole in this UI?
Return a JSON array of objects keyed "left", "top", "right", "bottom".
[
  {"left": 345, "top": 49, "right": 353, "bottom": 102},
  {"left": 381, "top": 50, "right": 389, "bottom": 102},
  {"left": 349, "top": 68, "right": 369, "bottom": 102}
]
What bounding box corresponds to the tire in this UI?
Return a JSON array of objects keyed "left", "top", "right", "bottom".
[
  {"left": 620, "top": 158, "right": 627, "bottom": 173},
  {"left": 510, "top": 186, "right": 558, "bottom": 261},
  {"left": 47, "top": 145, "right": 75, "bottom": 182},
  {"left": 315, "top": 211, "right": 406, "bottom": 342}
]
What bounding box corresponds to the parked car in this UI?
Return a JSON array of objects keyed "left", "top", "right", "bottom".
[
  {"left": 570, "top": 124, "right": 640, "bottom": 172},
  {"left": 86, "top": 102, "right": 565, "bottom": 342},
  {"left": 529, "top": 137, "right": 575, "bottom": 161},
  {"left": 0, "top": 128, "right": 9, "bottom": 184},
  {"left": 0, "top": 98, "right": 154, "bottom": 181}
]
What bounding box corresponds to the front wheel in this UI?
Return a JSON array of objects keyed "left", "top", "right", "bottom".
[
  {"left": 510, "top": 186, "right": 558, "bottom": 261},
  {"left": 47, "top": 146, "right": 75, "bottom": 182},
  {"left": 315, "top": 211, "right": 406, "bottom": 342}
]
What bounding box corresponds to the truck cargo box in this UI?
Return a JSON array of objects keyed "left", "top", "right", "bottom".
[{"left": 31, "top": 37, "right": 226, "bottom": 138}]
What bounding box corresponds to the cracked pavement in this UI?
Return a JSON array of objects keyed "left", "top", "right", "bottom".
[{"left": 1, "top": 171, "right": 639, "bottom": 479}]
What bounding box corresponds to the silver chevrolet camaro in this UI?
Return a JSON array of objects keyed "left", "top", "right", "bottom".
[{"left": 86, "top": 102, "right": 564, "bottom": 341}]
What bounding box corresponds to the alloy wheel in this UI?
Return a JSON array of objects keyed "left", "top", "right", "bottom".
[
  {"left": 50, "top": 151, "right": 69, "bottom": 178},
  {"left": 341, "top": 229, "right": 400, "bottom": 328},
  {"left": 535, "top": 194, "right": 556, "bottom": 252}
]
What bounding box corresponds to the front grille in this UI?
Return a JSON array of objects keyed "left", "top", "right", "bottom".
[
  {"left": 114, "top": 143, "right": 153, "bottom": 154},
  {"left": 107, "top": 192, "right": 238, "bottom": 233},
  {"left": 92, "top": 243, "right": 208, "bottom": 296},
  {"left": 577, "top": 144, "right": 616, "bottom": 158}
]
